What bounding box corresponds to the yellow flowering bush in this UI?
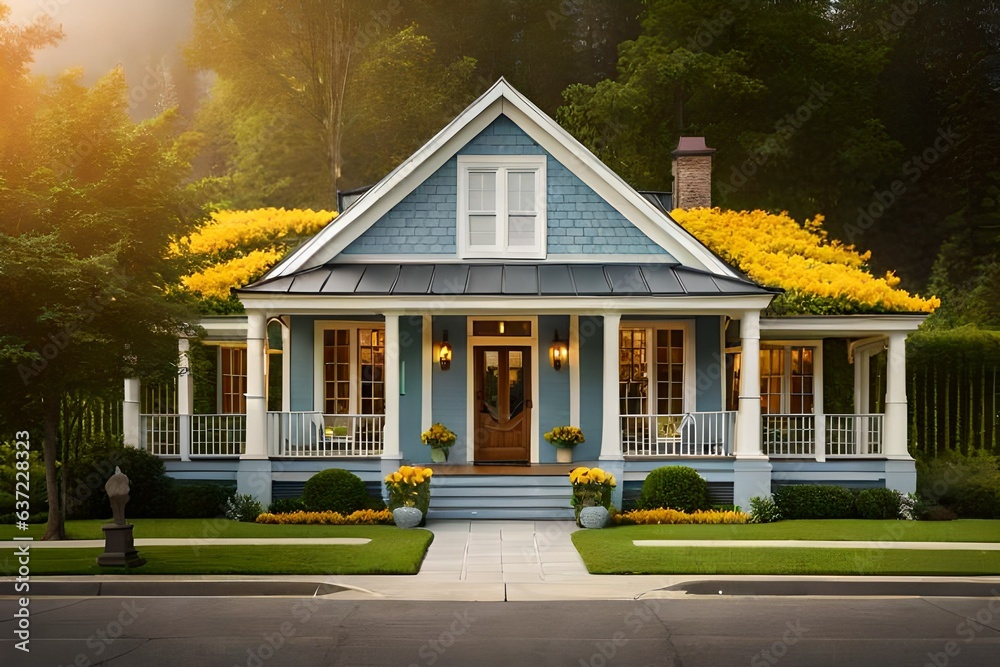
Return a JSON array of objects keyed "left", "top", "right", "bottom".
[
  {"left": 385, "top": 465, "right": 433, "bottom": 511},
  {"left": 672, "top": 208, "right": 939, "bottom": 314},
  {"left": 613, "top": 508, "right": 750, "bottom": 525},
  {"left": 544, "top": 426, "right": 585, "bottom": 448},
  {"left": 172, "top": 208, "right": 335, "bottom": 302},
  {"left": 255, "top": 509, "right": 393, "bottom": 525}
]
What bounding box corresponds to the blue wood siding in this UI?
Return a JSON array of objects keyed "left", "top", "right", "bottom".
[
  {"left": 576, "top": 316, "right": 604, "bottom": 460},
  {"left": 431, "top": 315, "right": 468, "bottom": 463},
  {"left": 695, "top": 316, "right": 724, "bottom": 412},
  {"left": 538, "top": 315, "right": 571, "bottom": 463},
  {"left": 398, "top": 315, "right": 424, "bottom": 460},
  {"left": 341, "top": 116, "right": 671, "bottom": 258}
]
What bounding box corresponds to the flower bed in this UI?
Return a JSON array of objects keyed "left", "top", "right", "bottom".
[
  {"left": 614, "top": 508, "right": 750, "bottom": 525},
  {"left": 255, "top": 509, "right": 393, "bottom": 525}
]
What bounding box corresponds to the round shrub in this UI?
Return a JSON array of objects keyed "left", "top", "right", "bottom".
[
  {"left": 302, "top": 468, "right": 367, "bottom": 514},
  {"left": 749, "top": 496, "right": 782, "bottom": 524},
  {"left": 772, "top": 484, "right": 856, "bottom": 519},
  {"left": 225, "top": 493, "right": 264, "bottom": 522},
  {"left": 855, "top": 488, "right": 903, "bottom": 520},
  {"left": 638, "top": 466, "right": 709, "bottom": 512}
]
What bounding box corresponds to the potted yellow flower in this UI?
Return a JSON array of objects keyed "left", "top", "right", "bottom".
[
  {"left": 384, "top": 465, "right": 433, "bottom": 528},
  {"left": 568, "top": 466, "right": 616, "bottom": 528},
  {"left": 544, "top": 425, "right": 585, "bottom": 463},
  {"left": 421, "top": 423, "right": 457, "bottom": 463}
]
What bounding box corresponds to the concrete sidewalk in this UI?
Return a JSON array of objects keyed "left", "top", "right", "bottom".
[{"left": 5, "top": 520, "right": 1000, "bottom": 602}]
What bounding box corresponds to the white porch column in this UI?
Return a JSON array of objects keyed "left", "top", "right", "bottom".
[
  {"left": 600, "top": 313, "right": 622, "bottom": 459},
  {"left": 733, "top": 310, "right": 771, "bottom": 509},
  {"left": 382, "top": 313, "right": 401, "bottom": 460},
  {"left": 884, "top": 332, "right": 909, "bottom": 458},
  {"left": 178, "top": 338, "right": 193, "bottom": 461},
  {"left": 123, "top": 378, "right": 140, "bottom": 448},
  {"left": 243, "top": 310, "right": 268, "bottom": 459},
  {"left": 736, "top": 310, "right": 762, "bottom": 457}
]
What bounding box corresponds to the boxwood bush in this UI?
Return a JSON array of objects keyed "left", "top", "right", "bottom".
[
  {"left": 302, "top": 468, "right": 368, "bottom": 514},
  {"left": 772, "top": 484, "right": 856, "bottom": 519},
  {"left": 174, "top": 483, "right": 235, "bottom": 518},
  {"left": 638, "top": 466, "right": 709, "bottom": 512},
  {"left": 855, "top": 488, "right": 903, "bottom": 520}
]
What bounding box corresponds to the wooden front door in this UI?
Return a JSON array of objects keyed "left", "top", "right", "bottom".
[{"left": 474, "top": 346, "right": 531, "bottom": 463}]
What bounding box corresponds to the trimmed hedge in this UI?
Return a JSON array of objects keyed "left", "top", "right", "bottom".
[
  {"left": 638, "top": 466, "right": 709, "bottom": 512},
  {"left": 772, "top": 484, "right": 856, "bottom": 519},
  {"left": 174, "top": 483, "right": 235, "bottom": 518},
  {"left": 302, "top": 468, "right": 368, "bottom": 514},
  {"left": 855, "top": 488, "right": 903, "bottom": 520}
]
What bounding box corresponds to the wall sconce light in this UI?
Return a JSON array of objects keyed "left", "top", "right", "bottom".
[
  {"left": 438, "top": 330, "right": 452, "bottom": 371},
  {"left": 549, "top": 330, "right": 568, "bottom": 370}
]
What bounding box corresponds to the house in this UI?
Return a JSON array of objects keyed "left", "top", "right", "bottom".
[{"left": 123, "top": 79, "right": 925, "bottom": 518}]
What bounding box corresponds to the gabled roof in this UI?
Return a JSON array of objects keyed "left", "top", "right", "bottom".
[{"left": 261, "top": 79, "right": 741, "bottom": 282}]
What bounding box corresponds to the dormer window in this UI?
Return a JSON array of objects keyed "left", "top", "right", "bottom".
[{"left": 458, "top": 155, "right": 546, "bottom": 259}]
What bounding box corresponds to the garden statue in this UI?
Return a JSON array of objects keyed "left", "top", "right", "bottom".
[{"left": 105, "top": 466, "right": 130, "bottom": 526}]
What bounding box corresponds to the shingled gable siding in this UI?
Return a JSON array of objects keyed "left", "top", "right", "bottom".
[{"left": 341, "top": 116, "right": 671, "bottom": 257}]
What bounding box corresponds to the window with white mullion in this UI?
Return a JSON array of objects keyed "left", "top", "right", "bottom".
[
  {"left": 467, "top": 170, "right": 498, "bottom": 248},
  {"left": 506, "top": 170, "right": 538, "bottom": 247},
  {"left": 459, "top": 155, "right": 546, "bottom": 258}
]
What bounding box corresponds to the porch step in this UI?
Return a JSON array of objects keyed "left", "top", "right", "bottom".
[{"left": 427, "top": 475, "right": 575, "bottom": 521}]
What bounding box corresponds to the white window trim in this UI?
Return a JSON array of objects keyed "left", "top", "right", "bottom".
[
  {"left": 620, "top": 321, "right": 696, "bottom": 414},
  {"left": 457, "top": 155, "right": 547, "bottom": 260},
  {"left": 758, "top": 340, "right": 824, "bottom": 415},
  {"left": 312, "top": 321, "right": 386, "bottom": 414}
]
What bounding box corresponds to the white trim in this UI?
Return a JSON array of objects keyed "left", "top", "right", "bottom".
[
  {"left": 281, "top": 317, "right": 291, "bottom": 412},
  {"left": 569, "top": 314, "right": 580, "bottom": 428},
  {"left": 330, "top": 253, "right": 681, "bottom": 264},
  {"left": 263, "top": 79, "right": 736, "bottom": 280},
  {"left": 241, "top": 294, "right": 775, "bottom": 315},
  {"left": 311, "top": 320, "right": 386, "bottom": 414},
  {"left": 457, "top": 155, "right": 547, "bottom": 260},
  {"left": 421, "top": 314, "right": 432, "bottom": 432},
  {"left": 464, "top": 315, "right": 539, "bottom": 463},
  {"left": 600, "top": 314, "right": 623, "bottom": 459},
  {"left": 619, "top": 320, "right": 696, "bottom": 414},
  {"left": 761, "top": 315, "right": 927, "bottom": 337},
  {"left": 382, "top": 313, "right": 401, "bottom": 459}
]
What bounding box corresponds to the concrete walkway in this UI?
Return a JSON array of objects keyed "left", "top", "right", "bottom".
[{"left": 6, "top": 520, "right": 1000, "bottom": 602}]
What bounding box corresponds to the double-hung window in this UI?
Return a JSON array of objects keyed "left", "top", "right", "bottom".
[{"left": 458, "top": 155, "right": 546, "bottom": 259}]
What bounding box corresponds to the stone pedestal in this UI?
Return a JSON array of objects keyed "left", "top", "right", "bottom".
[{"left": 97, "top": 523, "right": 146, "bottom": 568}]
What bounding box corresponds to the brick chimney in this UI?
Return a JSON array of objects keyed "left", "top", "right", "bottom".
[{"left": 671, "top": 137, "right": 716, "bottom": 209}]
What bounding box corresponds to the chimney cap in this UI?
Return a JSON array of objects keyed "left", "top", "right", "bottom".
[{"left": 672, "top": 136, "right": 716, "bottom": 157}]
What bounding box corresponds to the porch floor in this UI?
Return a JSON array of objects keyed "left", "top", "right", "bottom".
[{"left": 430, "top": 464, "right": 578, "bottom": 476}]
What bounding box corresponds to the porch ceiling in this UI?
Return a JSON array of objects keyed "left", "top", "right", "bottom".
[{"left": 239, "top": 262, "right": 777, "bottom": 298}]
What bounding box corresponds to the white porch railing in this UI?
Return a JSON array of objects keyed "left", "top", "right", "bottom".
[
  {"left": 620, "top": 411, "right": 735, "bottom": 456},
  {"left": 191, "top": 414, "right": 245, "bottom": 457},
  {"left": 139, "top": 414, "right": 179, "bottom": 457},
  {"left": 825, "top": 414, "right": 884, "bottom": 457},
  {"left": 762, "top": 413, "right": 884, "bottom": 458},
  {"left": 267, "top": 412, "right": 384, "bottom": 457}
]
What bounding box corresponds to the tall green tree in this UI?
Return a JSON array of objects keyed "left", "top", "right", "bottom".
[
  {"left": 0, "top": 5, "right": 196, "bottom": 539},
  {"left": 187, "top": 0, "right": 477, "bottom": 204}
]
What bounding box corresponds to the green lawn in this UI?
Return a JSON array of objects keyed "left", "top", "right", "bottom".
[
  {"left": 573, "top": 521, "right": 1000, "bottom": 576},
  {"left": 0, "top": 523, "right": 432, "bottom": 575},
  {"left": 606, "top": 519, "right": 1000, "bottom": 543},
  {"left": 0, "top": 518, "right": 402, "bottom": 541}
]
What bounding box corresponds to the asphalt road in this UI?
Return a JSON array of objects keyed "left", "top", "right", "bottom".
[{"left": 2, "top": 595, "right": 999, "bottom": 667}]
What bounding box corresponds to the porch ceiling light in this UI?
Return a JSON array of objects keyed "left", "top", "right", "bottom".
[
  {"left": 439, "top": 330, "right": 452, "bottom": 371},
  {"left": 549, "top": 330, "right": 568, "bottom": 371}
]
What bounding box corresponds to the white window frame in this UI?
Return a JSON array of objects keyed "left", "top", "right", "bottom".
[
  {"left": 757, "top": 340, "right": 824, "bottom": 415},
  {"left": 457, "top": 155, "right": 547, "bottom": 259},
  {"left": 313, "top": 321, "right": 386, "bottom": 415},
  {"left": 620, "top": 321, "right": 696, "bottom": 415}
]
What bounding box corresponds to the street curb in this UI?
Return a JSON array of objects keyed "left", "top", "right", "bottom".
[{"left": 660, "top": 579, "right": 1000, "bottom": 598}]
